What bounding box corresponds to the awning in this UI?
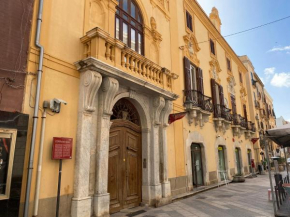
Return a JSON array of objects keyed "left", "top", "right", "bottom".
[{"left": 266, "top": 123, "right": 290, "bottom": 147}]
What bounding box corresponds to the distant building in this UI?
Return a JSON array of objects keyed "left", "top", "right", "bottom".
[{"left": 276, "top": 116, "right": 290, "bottom": 127}]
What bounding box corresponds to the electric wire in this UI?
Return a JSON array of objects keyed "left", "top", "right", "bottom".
[{"left": 198, "top": 15, "right": 290, "bottom": 44}]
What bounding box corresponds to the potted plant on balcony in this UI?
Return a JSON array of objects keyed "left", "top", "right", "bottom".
[{"left": 232, "top": 173, "right": 245, "bottom": 182}]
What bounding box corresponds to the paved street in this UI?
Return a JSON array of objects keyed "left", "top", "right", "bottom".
[{"left": 112, "top": 174, "right": 275, "bottom": 217}]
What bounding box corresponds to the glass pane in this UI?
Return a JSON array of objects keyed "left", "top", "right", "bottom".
[
  {"left": 116, "top": 18, "right": 120, "bottom": 40},
  {"left": 0, "top": 137, "right": 11, "bottom": 195},
  {"left": 123, "top": 14, "right": 128, "bottom": 21},
  {"left": 123, "top": 23, "right": 128, "bottom": 45},
  {"left": 131, "top": 2, "right": 136, "bottom": 18},
  {"left": 123, "top": 0, "right": 128, "bottom": 12},
  {"left": 131, "top": 20, "right": 135, "bottom": 26},
  {"left": 131, "top": 28, "right": 136, "bottom": 51},
  {"left": 138, "top": 33, "right": 142, "bottom": 54}
]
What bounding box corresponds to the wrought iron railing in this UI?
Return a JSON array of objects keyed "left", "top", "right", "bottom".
[
  {"left": 239, "top": 115, "right": 247, "bottom": 128},
  {"left": 254, "top": 100, "right": 260, "bottom": 108},
  {"left": 213, "top": 104, "right": 232, "bottom": 121},
  {"left": 184, "top": 90, "right": 213, "bottom": 113},
  {"left": 232, "top": 113, "right": 240, "bottom": 125},
  {"left": 251, "top": 122, "right": 256, "bottom": 132}
]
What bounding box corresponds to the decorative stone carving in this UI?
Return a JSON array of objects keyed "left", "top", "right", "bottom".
[
  {"left": 153, "top": 96, "right": 165, "bottom": 125},
  {"left": 240, "top": 86, "right": 247, "bottom": 103},
  {"left": 209, "top": 58, "right": 221, "bottom": 83},
  {"left": 83, "top": 70, "right": 102, "bottom": 112},
  {"left": 227, "top": 75, "right": 236, "bottom": 95},
  {"left": 150, "top": 17, "right": 163, "bottom": 45},
  {"left": 161, "top": 100, "right": 173, "bottom": 127},
  {"left": 182, "top": 33, "right": 200, "bottom": 66},
  {"left": 102, "top": 77, "right": 119, "bottom": 115}
]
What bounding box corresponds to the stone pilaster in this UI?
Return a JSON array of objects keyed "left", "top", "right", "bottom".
[
  {"left": 144, "top": 96, "right": 165, "bottom": 205},
  {"left": 72, "top": 70, "right": 102, "bottom": 217},
  {"left": 93, "top": 77, "right": 119, "bottom": 217},
  {"left": 159, "top": 100, "right": 173, "bottom": 200}
]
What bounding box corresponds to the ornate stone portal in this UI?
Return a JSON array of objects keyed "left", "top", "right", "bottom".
[{"left": 71, "top": 57, "right": 177, "bottom": 217}]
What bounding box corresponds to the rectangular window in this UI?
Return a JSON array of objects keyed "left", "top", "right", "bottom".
[
  {"left": 138, "top": 33, "right": 142, "bottom": 54},
  {"left": 190, "top": 65, "right": 197, "bottom": 90},
  {"left": 123, "top": 23, "right": 128, "bottom": 45},
  {"left": 226, "top": 58, "right": 231, "bottom": 71},
  {"left": 210, "top": 39, "right": 215, "bottom": 55},
  {"left": 239, "top": 72, "right": 243, "bottom": 83},
  {"left": 123, "top": 0, "right": 128, "bottom": 12},
  {"left": 116, "top": 18, "right": 120, "bottom": 40},
  {"left": 131, "top": 28, "right": 136, "bottom": 51},
  {"left": 186, "top": 11, "right": 193, "bottom": 31}
]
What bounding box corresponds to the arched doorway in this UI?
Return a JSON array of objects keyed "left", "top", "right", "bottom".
[
  {"left": 191, "top": 143, "right": 204, "bottom": 187},
  {"left": 108, "top": 98, "right": 142, "bottom": 214}
]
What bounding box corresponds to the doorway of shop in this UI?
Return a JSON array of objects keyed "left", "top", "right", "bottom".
[{"left": 191, "top": 143, "right": 203, "bottom": 187}]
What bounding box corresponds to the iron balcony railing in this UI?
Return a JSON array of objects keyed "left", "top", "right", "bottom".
[
  {"left": 184, "top": 90, "right": 213, "bottom": 113},
  {"left": 239, "top": 115, "right": 247, "bottom": 128},
  {"left": 213, "top": 104, "right": 232, "bottom": 121},
  {"left": 254, "top": 100, "right": 260, "bottom": 108},
  {"left": 251, "top": 122, "right": 256, "bottom": 132}
]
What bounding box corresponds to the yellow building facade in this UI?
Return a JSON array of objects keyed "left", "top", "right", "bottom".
[{"left": 15, "top": 0, "right": 275, "bottom": 216}]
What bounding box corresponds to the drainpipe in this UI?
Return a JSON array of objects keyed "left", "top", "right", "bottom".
[
  {"left": 32, "top": 101, "right": 48, "bottom": 217},
  {"left": 24, "top": 0, "right": 44, "bottom": 216}
]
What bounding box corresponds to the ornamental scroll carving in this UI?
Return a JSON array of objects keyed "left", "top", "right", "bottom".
[
  {"left": 161, "top": 100, "right": 173, "bottom": 127},
  {"left": 83, "top": 70, "right": 102, "bottom": 112},
  {"left": 153, "top": 96, "right": 165, "bottom": 125},
  {"left": 150, "top": 17, "right": 162, "bottom": 45},
  {"left": 102, "top": 77, "right": 119, "bottom": 115},
  {"left": 182, "top": 33, "right": 200, "bottom": 66}
]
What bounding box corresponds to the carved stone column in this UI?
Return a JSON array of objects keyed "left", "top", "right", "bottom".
[
  {"left": 72, "top": 70, "right": 102, "bottom": 217},
  {"left": 93, "top": 77, "right": 119, "bottom": 217},
  {"left": 159, "top": 100, "right": 173, "bottom": 200},
  {"left": 146, "top": 96, "right": 165, "bottom": 206}
]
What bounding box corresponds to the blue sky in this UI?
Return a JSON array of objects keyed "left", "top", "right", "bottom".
[{"left": 198, "top": 0, "right": 290, "bottom": 122}]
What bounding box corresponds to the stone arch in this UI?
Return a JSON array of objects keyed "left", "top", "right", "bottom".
[
  {"left": 111, "top": 91, "right": 151, "bottom": 129},
  {"left": 88, "top": 0, "right": 106, "bottom": 31},
  {"left": 185, "top": 131, "right": 208, "bottom": 189},
  {"left": 132, "top": 0, "right": 149, "bottom": 27},
  {"left": 233, "top": 141, "right": 244, "bottom": 174},
  {"left": 214, "top": 136, "right": 230, "bottom": 181}
]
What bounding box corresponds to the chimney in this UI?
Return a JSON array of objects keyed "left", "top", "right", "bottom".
[{"left": 209, "top": 7, "right": 222, "bottom": 33}]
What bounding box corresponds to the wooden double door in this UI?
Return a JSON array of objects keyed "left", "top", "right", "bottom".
[{"left": 108, "top": 120, "right": 142, "bottom": 214}]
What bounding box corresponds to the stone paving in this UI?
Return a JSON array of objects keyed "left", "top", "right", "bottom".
[{"left": 112, "top": 174, "right": 276, "bottom": 217}]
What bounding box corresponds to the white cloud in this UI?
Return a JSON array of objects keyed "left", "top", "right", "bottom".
[
  {"left": 270, "top": 72, "right": 290, "bottom": 87},
  {"left": 268, "top": 45, "right": 290, "bottom": 52},
  {"left": 264, "top": 67, "right": 275, "bottom": 75}
]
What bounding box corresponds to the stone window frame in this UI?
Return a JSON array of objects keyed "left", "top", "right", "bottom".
[{"left": 183, "top": 1, "right": 195, "bottom": 35}]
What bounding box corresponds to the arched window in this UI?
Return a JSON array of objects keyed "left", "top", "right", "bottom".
[{"left": 115, "top": 0, "right": 144, "bottom": 55}]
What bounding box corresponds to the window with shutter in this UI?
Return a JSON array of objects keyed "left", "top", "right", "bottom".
[
  {"left": 226, "top": 58, "right": 231, "bottom": 71},
  {"left": 239, "top": 72, "right": 243, "bottom": 83},
  {"left": 184, "top": 57, "right": 191, "bottom": 102},
  {"left": 186, "top": 11, "right": 193, "bottom": 31},
  {"left": 211, "top": 79, "right": 218, "bottom": 117},
  {"left": 210, "top": 39, "right": 215, "bottom": 55},
  {"left": 231, "top": 95, "right": 237, "bottom": 114},
  {"left": 243, "top": 104, "right": 248, "bottom": 122}
]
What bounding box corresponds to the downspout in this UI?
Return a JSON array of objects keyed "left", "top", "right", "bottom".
[
  {"left": 24, "top": 0, "right": 44, "bottom": 216},
  {"left": 32, "top": 101, "right": 48, "bottom": 217}
]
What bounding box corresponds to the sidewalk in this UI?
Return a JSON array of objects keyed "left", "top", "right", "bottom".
[{"left": 112, "top": 174, "right": 275, "bottom": 217}]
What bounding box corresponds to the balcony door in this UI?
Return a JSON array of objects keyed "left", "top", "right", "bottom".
[
  {"left": 191, "top": 144, "right": 203, "bottom": 187},
  {"left": 235, "top": 148, "right": 242, "bottom": 174},
  {"left": 218, "top": 146, "right": 226, "bottom": 181}
]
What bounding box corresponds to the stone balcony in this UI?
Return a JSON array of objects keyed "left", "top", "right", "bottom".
[
  {"left": 78, "top": 27, "right": 178, "bottom": 97},
  {"left": 213, "top": 104, "right": 232, "bottom": 133},
  {"left": 231, "top": 114, "right": 246, "bottom": 137},
  {"left": 183, "top": 90, "right": 213, "bottom": 127},
  {"left": 244, "top": 121, "right": 256, "bottom": 139}
]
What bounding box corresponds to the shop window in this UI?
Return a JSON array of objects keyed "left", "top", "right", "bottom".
[{"left": 0, "top": 129, "right": 16, "bottom": 200}]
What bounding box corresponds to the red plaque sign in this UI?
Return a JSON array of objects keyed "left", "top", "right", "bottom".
[{"left": 52, "top": 137, "right": 73, "bottom": 160}]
